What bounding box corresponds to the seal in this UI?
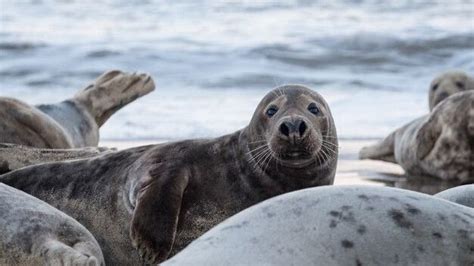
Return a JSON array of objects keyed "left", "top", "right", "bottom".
[
  {"left": 0, "top": 85, "right": 338, "bottom": 265},
  {"left": 360, "top": 90, "right": 474, "bottom": 182},
  {"left": 0, "top": 183, "right": 104, "bottom": 266},
  {"left": 163, "top": 186, "right": 474, "bottom": 266},
  {"left": 0, "top": 70, "right": 154, "bottom": 148},
  {"left": 428, "top": 71, "right": 474, "bottom": 111},
  {"left": 435, "top": 184, "right": 474, "bottom": 208}
]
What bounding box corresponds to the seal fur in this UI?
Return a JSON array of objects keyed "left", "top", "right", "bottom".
[{"left": 0, "top": 183, "right": 104, "bottom": 266}]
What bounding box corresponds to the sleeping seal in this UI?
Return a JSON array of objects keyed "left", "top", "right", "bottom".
[
  {"left": 164, "top": 186, "right": 474, "bottom": 266},
  {"left": 360, "top": 90, "right": 474, "bottom": 182},
  {"left": 0, "top": 183, "right": 104, "bottom": 266},
  {"left": 428, "top": 71, "right": 474, "bottom": 111},
  {"left": 0, "top": 70, "right": 154, "bottom": 148},
  {"left": 0, "top": 85, "right": 338, "bottom": 265}
]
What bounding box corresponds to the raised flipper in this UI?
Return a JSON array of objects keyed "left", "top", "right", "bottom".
[
  {"left": 0, "top": 143, "right": 113, "bottom": 174},
  {"left": 129, "top": 168, "right": 189, "bottom": 264},
  {"left": 415, "top": 116, "right": 442, "bottom": 160},
  {"left": 359, "top": 131, "right": 397, "bottom": 163},
  {"left": 72, "top": 70, "right": 155, "bottom": 127}
]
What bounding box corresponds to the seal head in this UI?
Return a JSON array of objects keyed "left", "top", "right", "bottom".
[
  {"left": 429, "top": 71, "right": 474, "bottom": 111},
  {"left": 246, "top": 85, "right": 337, "bottom": 183}
]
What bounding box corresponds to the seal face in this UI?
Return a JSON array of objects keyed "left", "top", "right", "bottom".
[
  {"left": 428, "top": 71, "right": 474, "bottom": 111},
  {"left": 360, "top": 91, "right": 474, "bottom": 182},
  {"left": 163, "top": 186, "right": 474, "bottom": 266},
  {"left": 247, "top": 85, "right": 338, "bottom": 180},
  {"left": 249, "top": 86, "right": 336, "bottom": 170},
  {"left": 0, "top": 85, "right": 338, "bottom": 265},
  {"left": 0, "top": 183, "right": 104, "bottom": 266}
]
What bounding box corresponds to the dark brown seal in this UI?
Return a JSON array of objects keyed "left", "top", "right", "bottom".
[
  {"left": 0, "top": 70, "right": 154, "bottom": 148},
  {"left": 0, "top": 85, "right": 338, "bottom": 265}
]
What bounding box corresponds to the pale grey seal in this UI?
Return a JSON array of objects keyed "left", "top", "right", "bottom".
[
  {"left": 0, "top": 85, "right": 338, "bottom": 265},
  {"left": 360, "top": 90, "right": 474, "bottom": 182},
  {"left": 164, "top": 186, "right": 474, "bottom": 266},
  {"left": 0, "top": 70, "right": 154, "bottom": 148},
  {"left": 0, "top": 183, "right": 104, "bottom": 266}
]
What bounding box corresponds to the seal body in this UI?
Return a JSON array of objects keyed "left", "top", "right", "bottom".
[
  {"left": 435, "top": 185, "right": 474, "bottom": 208},
  {"left": 0, "top": 85, "right": 338, "bottom": 265},
  {"left": 0, "top": 70, "right": 154, "bottom": 148},
  {"left": 0, "top": 183, "right": 104, "bottom": 266},
  {"left": 360, "top": 91, "right": 474, "bottom": 182},
  {"left": 428, "top": 71, "right": 474, "bottom": 111},
  {"left": 164, "top": 186, "right": 474, "bottom": 266}
]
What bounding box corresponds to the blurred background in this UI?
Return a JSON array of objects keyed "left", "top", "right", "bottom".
[{"left": 1, "top": 0, "right": 473, "bottom": 141}]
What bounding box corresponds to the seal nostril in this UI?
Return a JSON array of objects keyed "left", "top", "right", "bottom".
[
  {"left": 299, "top": 121, "right": 307, "bottom": 137},
  {"left": 280, "top": 123, "right": 290, "bottom": 137}
]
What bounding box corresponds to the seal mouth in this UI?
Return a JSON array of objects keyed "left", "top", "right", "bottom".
[{"left": 275, "top": 150, "right": 315, "bottom": 168}]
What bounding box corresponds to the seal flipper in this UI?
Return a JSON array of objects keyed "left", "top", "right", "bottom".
[
  {"left": 359, "top": 131, "right": 396, "bottom": 163},
  {"left": 72, "top": 70, "right": 155, "bottom": 127},
  {"left": 130, "top": 169, "right": 189, "bottom": 264},
  {"left": 415, "top": 116, "right": 442, "bottom": 160},
  {"left": 40, "top": 239, "right": 101, "bottom": 266}
]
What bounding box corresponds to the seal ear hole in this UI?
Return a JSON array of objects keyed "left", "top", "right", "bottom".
[
  {"left": 307, "top": 103, "right": 320, "bottom": 115},
  {"left": 266, "top": 106, "right": 278, "bottom": 117},
  {"left": 432, "top": 83, "right": 439, "bottom": 91},
  {"left": 455, "top": 81, "right": 464, "bottom": 89}
]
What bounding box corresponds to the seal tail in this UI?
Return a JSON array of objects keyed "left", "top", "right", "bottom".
[{"left": 72, "top": 70, "right": 155, "bottom": 127}]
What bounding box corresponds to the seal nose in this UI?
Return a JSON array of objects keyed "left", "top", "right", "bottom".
[{"left": 279, "top": 119, "right": 307, "bottom": 140}]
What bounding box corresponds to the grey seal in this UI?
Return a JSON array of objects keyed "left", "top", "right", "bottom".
[
  {"left": 0, "top": 85, "right": 338, "bottom": 265},
  {"left": 435, "top": 184, "right": 474, "bottom": 208},
  {"left": 0, "top": 70, "right": 154, "bottom": 148},
  {"left": 429, "top": 71, "right": 474, "bottom": 111},
  {"left": 360, "top": 90, "right": 474, "bottom": 182},
  {"left": 164, "top": 185, "right": 474, "bottom": 266},
  {"left": 0, "top": 183, "right": 104, "bottom": 266}
]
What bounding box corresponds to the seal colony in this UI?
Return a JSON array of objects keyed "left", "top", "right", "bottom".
[
  {"left": 0, "top": 183, "right": 104, "bottom": 266},
  {"left": 164, "top": 186, "right": 474, "bottom": 266},
  {"left": 0, "top": 70, "right": 155, "bottom": 149},
  {"left": 360, "top": 89, "right": 474, "bottom": 182},
  {"left": 0, "top": 85, "right": 339, "bottom": 265}
]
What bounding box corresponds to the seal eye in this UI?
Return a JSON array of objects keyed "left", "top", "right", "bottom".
[
  {"left": 455, "top": 81, "right": 464, "bottom": 89},
  {"left": 266, "top": 106, "right": 278, "bottom": 117},
  {"left": 308, "top": 103, "right": 320, "bottom": 115},
  {"left": 432, "top": 83, "right": 439, "bottom": 91}
]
